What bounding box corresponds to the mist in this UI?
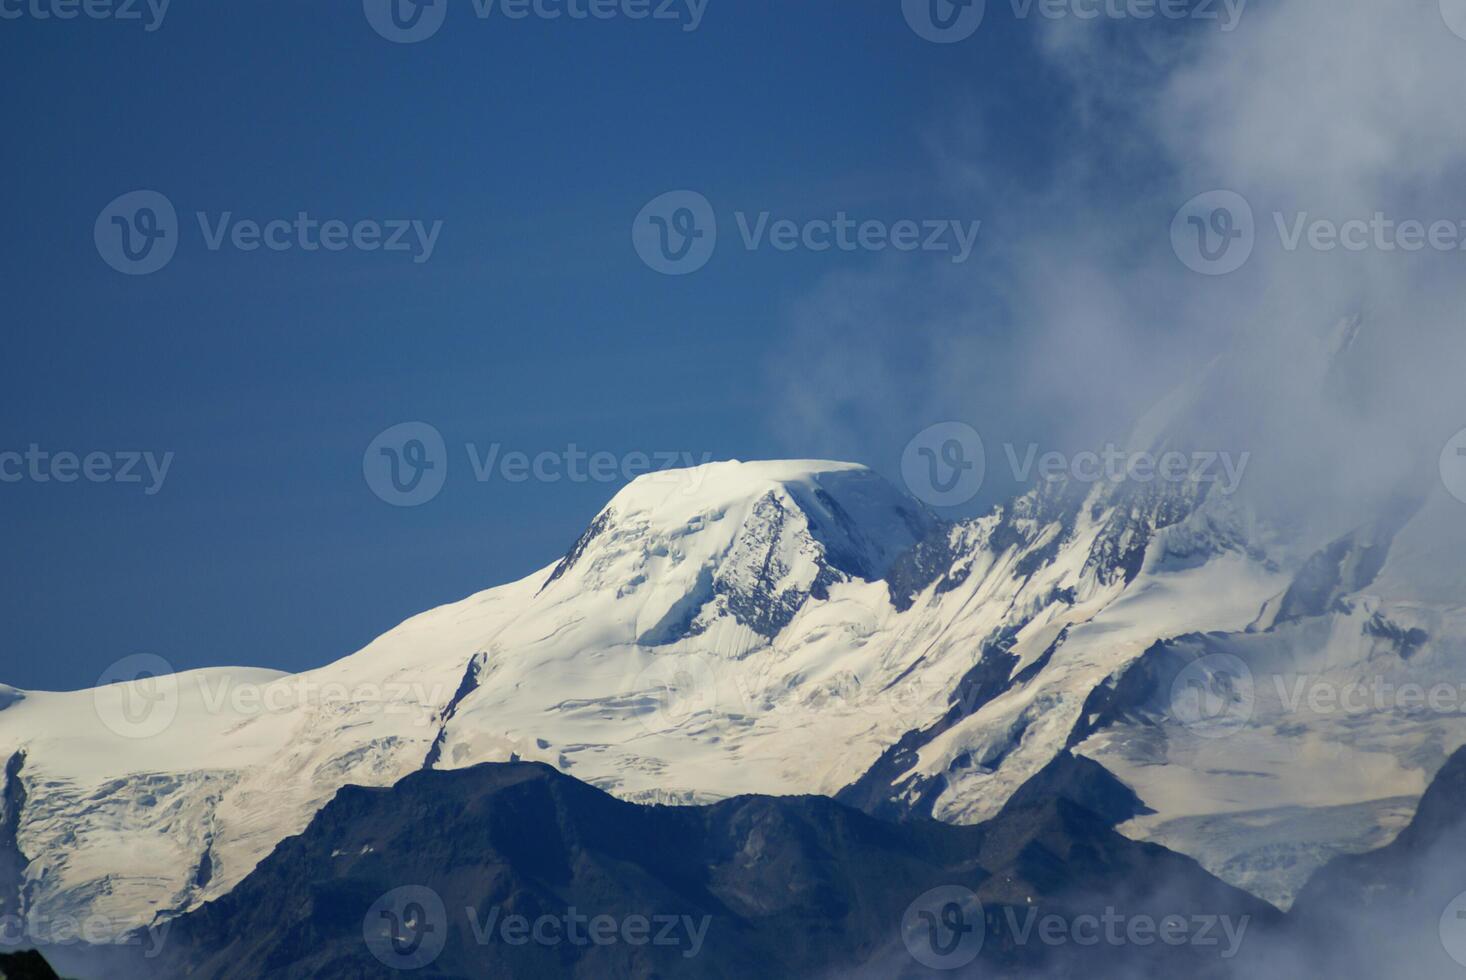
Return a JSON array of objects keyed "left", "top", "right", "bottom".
[{"left": 767, "top": 0, "right": 1466, "bottom": 547}]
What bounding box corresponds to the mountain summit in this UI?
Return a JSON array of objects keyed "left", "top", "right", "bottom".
[
  {"left": 3, "top": 362, "right": 1464, "bottom": 941},
  {"left": 536, "top": 459, "right": 935, "bottom": 642}
]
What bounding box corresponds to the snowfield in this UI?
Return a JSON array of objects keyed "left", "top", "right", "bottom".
[{"left": 5, "top": 337, "right": 1465, "bottom": 936}]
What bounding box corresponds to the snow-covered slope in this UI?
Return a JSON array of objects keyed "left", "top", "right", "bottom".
[
  {"left": 0, "top": 584, "right": 531, "bottom": 936},
  {"left": 430, "top": 461, "right": 950, "bottom": 803},
  {"left": 1078, "top": 486, "right": 1466, "bottom": 907},
  {"left": 3, "top": 330, "right": 1463, "bottom": 939},
  {"left": 0, "top": 461, "right": 945, "bottom": 938}
]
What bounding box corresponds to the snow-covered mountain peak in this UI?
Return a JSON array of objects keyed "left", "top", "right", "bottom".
[
  {"left": 593, "top": 458, "right": 931, "bottom": 574},
  {"left": 537, "top": 460, "right": 934, "bottom": 643},
  {"left": 602, "top": 458, "right": 875, "bottom": 517},
  {"left": 6, "top": 385, "right": 1457, "bottom": 942}
]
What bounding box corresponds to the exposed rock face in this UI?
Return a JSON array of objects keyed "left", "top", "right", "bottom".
[
  {"left": 114, "top": 761, "right": 1275, "bottom": 980},
  {"left": 1284, "top": 747, "right": 1466, "bottom": 966},
  {"left": 45, "top": 748, "right": 1466, "bottom": 978},
  {"left": 0, "top": 950, "right": 61, "bottom": 980},
  {"left": 5, "top": 333, "right": 1466, "bottom": 941},
  {"left": 0, "top": 753, "right": 28, "bottom": 927}
]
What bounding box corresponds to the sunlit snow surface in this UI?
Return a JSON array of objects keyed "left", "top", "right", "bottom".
[{"left": 3, "top": 456, "right": 1464, "bottom": 936}]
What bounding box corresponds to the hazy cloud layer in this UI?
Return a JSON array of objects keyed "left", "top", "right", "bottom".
[{"left": 767, "top": 0, "right": 1466, "bottom": 542}]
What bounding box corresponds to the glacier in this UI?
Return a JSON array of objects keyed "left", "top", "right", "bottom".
[{"left": 3, "top": 329, "right": 1464, "bottom": 942}]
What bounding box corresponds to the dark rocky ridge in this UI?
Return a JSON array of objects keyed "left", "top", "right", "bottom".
[
  {"left": 1266, "top": 495, "right": 1421, "bottom": 629},
  {"left": 78, "top": 761, "right": 1275, "bottom": 979},
  {"left": 42, "top": 743, "right": 1466, "bottom": 979},
  {"left": 0, "top": 754, "right": 29, "bottom": 926},
  {"left": 1211, "top": 743, "right": 1466, "bottom": 979},
  {"left": 0, "top": 950, "right": 61, "bottom": 980}
]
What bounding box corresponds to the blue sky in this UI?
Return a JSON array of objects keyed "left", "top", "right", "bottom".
[{"left": 0, "top": 1, "right": 1227, "bottom": 689}]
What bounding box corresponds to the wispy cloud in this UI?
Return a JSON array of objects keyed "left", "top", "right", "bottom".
[{"left": 766, "top": 0, "right": 1466, "bottom": 541}]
